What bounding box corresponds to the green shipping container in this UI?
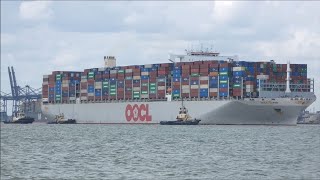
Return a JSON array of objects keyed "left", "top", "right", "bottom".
[
  {"left": 149, "top": 90, "right": 156, "bottom": 94},
  {"left": 110, "top": 85, "right": 116, "bottom": 88},
  {"left": 220, "top": 80, "right": 228, "bottom": 84},
  {"left": 133, "top": 95, "right": 140, "bottom": 98},
  {"left": 233, "top": 84, "right": 241, "bottom": 88},
  {"left": 219, "top": 72, "right": 228, "bottom": 75},
  {"left": 118, "top": 70, "right": 124, "bottom": 73},
  {"left": 55, "top": 95, "right": 61, "bottom": 97},
  {"left": 191, "top": 73, "right": 199, "bottom": 77},
  {"left": 133, "top": 91, "right": 140, "bottom": 94},
  {"left": 149, "top": 86, "right": 156, "bottom": 90},
  {"left": 141, "top": 83, "right": 148, "bottom": 86},
  {"left": 110, "top": 89, "right": 116, "bottom": 92},
  {"left": 150, "top": 83, "right": 156, "bottom": 86},
  {"left": 141, "top": 91, "right": 148, "bottom": 94}
]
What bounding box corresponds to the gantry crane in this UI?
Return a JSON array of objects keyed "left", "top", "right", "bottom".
[{"left": 0, "top": 66, "right": 42, "bottom": 121}]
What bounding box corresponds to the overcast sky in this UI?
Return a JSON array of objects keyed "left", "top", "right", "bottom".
[{"left": 1, "top": 1, "right": 319, "bottom": 111}]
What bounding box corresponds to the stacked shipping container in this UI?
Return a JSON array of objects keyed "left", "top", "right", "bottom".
[{"left": 42, "top": 60, "right": 309, "bottom": 104}]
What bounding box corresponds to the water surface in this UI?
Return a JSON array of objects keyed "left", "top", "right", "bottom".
[{"left": 1, "top": 124, "right": 320, "bottom": 179}]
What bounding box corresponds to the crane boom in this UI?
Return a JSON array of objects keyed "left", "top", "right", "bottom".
[
  {"left": 8, "top": 67, "right": 15, "bottom": 97},
  {"left": 11, "top": 67, "right": 19, "bottom": 97}
]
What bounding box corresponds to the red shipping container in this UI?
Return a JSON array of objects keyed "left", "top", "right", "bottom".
[
  {"left": 209, "top": 92, "right": 218, "bottom": 97},
  {"left": 182, "top": 93, "right": 189, "bottom": 98},
  {"left": 200, "top": 80, "right": 208, "bottom": 84},
  {"left": 219, "top": 88, "right": 228, "bottom": 92}
]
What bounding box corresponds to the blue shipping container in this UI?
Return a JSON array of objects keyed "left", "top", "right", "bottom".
[
  {"left": 219, "top": 75, "right": 229, "bottom": 80},
  {"left": 209, "top": 76, "right": 218, "bottom": 80},
  {"left": 219, "top": 92, "right": 228, "bottom": 97},
  {"left": 233, "top": 71, "right": 244, "bottom": 76},
  {"left": 173, "top": 78, "right": 180, "bottom": 82},
  {"left": 209, "top": 68, "right": 218, "bottom": 72},
  {"left": 173, "top": 90, "right": 180, "bottom": 94},
  {"left": 173, "top": 74, "right": 181, "bottom": 78},
  {"left": 219, "top": 84, "right": 228, "bottom": 88},
  {"left": 219, "top": 67, "right": 229, "bottom": 72},
  {"left": 141, "top": 75, "right": 149, "bottom": 80},
  {"left": 173, "top": 69, "right": 181, "bottom": 74},
  {"left": 209, "top": 84, "right": 218, "bottom": 88}
]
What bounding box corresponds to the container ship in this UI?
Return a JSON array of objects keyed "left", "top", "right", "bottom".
[{"left": 41, "top": 49, "right": 316, "bottom": 125}]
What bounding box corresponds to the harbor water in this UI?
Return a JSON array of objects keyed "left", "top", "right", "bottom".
[{"left": 1, "top": 124, "right": 320, "bottom": 179}]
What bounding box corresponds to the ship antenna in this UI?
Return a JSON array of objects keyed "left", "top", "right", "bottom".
[{"left": 285, "top": 61, "right": 291, "bottom": 93}]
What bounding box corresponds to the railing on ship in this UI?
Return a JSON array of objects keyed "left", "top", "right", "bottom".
[{"left": 259, "top": 78, "right": 314, "bottom": 93}]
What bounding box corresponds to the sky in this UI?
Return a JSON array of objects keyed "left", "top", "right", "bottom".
[{"left": 1, "top": 1, "right": 319, "bottom": 111}]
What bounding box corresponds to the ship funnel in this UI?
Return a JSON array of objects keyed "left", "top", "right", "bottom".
[
  {"left": 104, "top": 56, "right": 116, "bottom": 68},
  {"left": 285, "top": 61, "right": 291, "bottom": 93}
]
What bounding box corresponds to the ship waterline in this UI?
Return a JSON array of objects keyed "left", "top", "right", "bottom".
[{"left": 42, "top": 97, "right": 314, "bottom": 125}]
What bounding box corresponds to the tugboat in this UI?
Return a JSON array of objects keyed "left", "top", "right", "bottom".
[
  {"left": 160, "top": 99, "right": 201, "bottom": 125},
  {"left": 47, "top": 113, "right": 76, "bottom": 124},
  {"left": 4, "top": 112, "right": 34, "bottom": 124}
]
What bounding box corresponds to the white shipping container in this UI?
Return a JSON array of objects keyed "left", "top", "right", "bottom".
[
  {"left": 141, "top": 72, "right": 149, "bottom": 76},
  {"left": 200, "top": 84, "right": 209, "bottom": 89},
  {"left": 191, "top": 85, "right": 199, "bottom": 89},
  {"left": 81, "top": 89, "right": 87, "bottom": 93},
  {"left": 141, "top": 94, "right": 149, "bottom": 98},
  {"left": 199, "top": 76, "right": 209, "bottom": 81},
  {"left": 233, "top": 67, "right": 246, "bottom": 71},
  {"left": 42, "top": 82, "right": 48, "bottom": 85},
  {"left": 256, "top": 74, "right": 269, "bottom": 80},
  {"left": 133, "top": 87, "right": 141, "bottom": 91},
  {"left": 43, "top": 75, "right": 49, "bottom": 78},
  {"left": 182, "top": 85, "right": 190, "bottom": 89},
  {"left": 98, "top": 68, "right": 105, "bottom": 71},
  {"left": 133, "top": 76, "right": 141, "bottom": 80},
  {"left": 62, "top": 80, "right": 69, "bottom": 84},
  {"left": 110, "top": 70, "right": 117, "bottom": 74},
  {"left": 209, "top": 88, "right": 218, "bottom": 92},
  {"left": 88, "top": 93, "right": 94, "bottom": 96},
  {"left": 62, "top": 84, "right": 69, "bottom": 88},
  {"left": 182, "top": 89, "right": 190, "bottom": 93},
  {"left": 157, "top": 86, "right": 165, "bottom": 90},
  {"left": 81, "top": 76, "right": 87, "bottom": 79},
  {"left": 81, "top": 79, "right": 87, "bottom": 83},
  {"left": 69, "top": 97, "right": 76, "bottom": 101},
  {"left": 80, "top": 96, "right": 88, "bottom": 100},
  {"left": 42, "top": 98, "right": 48, "bottom": 102},
  {"left": 95, "top": 85, "right": 102, "bottom": 89},
  {"left": 144, "top": 64, "right": 153, "bottom": 68},
  {"left": 246, "top": 85, "right": 254, "bottom": 89},
  {"left": 246, "top": 89, "right": 254, "bottom": 92},
  {"left": 95, "top": 82, "right": 102, "bottom": 86},
  {"left": 125, "top": 69, "right": 133, "bottom": 73}
]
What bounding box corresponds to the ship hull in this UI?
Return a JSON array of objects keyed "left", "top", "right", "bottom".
[{"left": 41, "top": 98, "right": 315, "bottom": 125}]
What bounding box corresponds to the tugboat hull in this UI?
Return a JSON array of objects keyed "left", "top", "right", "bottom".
[
  {"left": 160, "top": 119, "right": 201, "bottom": 125},
  {"left": 4, "top": 118, "right": 34, "bottom": 124}
]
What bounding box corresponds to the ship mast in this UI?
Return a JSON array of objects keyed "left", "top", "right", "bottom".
[{"left": 285, "top": 61, "right": 291, "bottom": 93}]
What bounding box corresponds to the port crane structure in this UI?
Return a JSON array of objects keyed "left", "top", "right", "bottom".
[{"left": 0, "top": 66, "right": 41, "bottom": 121}]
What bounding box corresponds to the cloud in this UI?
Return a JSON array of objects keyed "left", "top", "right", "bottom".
[
  {"left": 19, "top": 1, "right": 53, "bottom": 21},
  {"left": 0, "top": 33, "right": 16, "bottom": 45}
]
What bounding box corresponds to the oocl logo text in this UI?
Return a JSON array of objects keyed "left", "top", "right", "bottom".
[{"left": 125, "top": 104, "right": 152, "bottom": 122}]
